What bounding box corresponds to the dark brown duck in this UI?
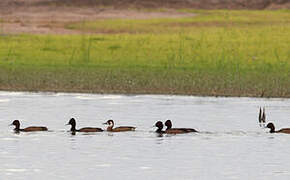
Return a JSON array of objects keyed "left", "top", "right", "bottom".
[
  {"left": 165, "top": 120, "right": 198, "bottom": 134},
  {"left": 103, "top": 120, "right": 135, "bottom": 132},
  {"left": 266, "top": 122, "right": 290, "bottom": 134},
  {"left": 10, "top": 120, "right": 48, "bottom": 132},
  {"left": 66, "top": 118, "right": 103, "bottom": 132}
]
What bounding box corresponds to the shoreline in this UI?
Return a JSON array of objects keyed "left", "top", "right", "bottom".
[{"left": 0, "top": 89, "right": 289, "bottom": 99}]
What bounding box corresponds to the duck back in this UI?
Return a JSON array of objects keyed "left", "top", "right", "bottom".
[
  {"left": 23, "top": 126, "right": 48, "bottom": 132},
  {"left": 110, "top": 126, "right": 136, "bottom": 132},
  {"left": 165, "top": 128, "right": 197, "bottom": 134},
  {"left": 179, "top": 128, "right": 198, "bottom": 132},
  {"left": 78, "top": 127, "right": 103, "bottom": 132},
  {"left": 277, "top": 128, "right": 290, "bottom": 134}
]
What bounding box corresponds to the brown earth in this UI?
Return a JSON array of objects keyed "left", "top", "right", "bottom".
[
  {"left": 1, "top": 0, "right": 289, "bottom": 10},
  {"left": 0, "top": 0, "right": 289, "bottom": 34},
  {"left": 0, "top": 2, "right": 195, "bottom": 34},
  {"left": 0, "top": 8, "right": 195, "bottom": 34}
]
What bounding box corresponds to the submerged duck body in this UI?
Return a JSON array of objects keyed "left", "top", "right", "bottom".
[
  {"left": 266, "top": 123, "right": 290, "bottom": 134},
  {"left": 66, "top": 118, "right": 103, "bottom": 132},
  {"left": 103, "top": 120, "right": 135, "bottom": 132},
  {"left": 165, "top": 120, "right": 198, "bottom": 134},
  {"left": 11, "top": 120, "right": 48, "bottom": 132}
]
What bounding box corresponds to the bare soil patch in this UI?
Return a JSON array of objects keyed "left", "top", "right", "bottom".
[{"left": 0, "top": 5, "right": 194, "bottom": 34}]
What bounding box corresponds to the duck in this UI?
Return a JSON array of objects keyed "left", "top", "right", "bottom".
[
  {"left": 154, "top": 121, "right": 165, "bottom": 134},
  {"left": 10, "top": 120, "right": 48, "bottom": 132},
  {"left": 164, "top": 120, "right": 198, "bottom": 134},
  {"left": 266, "top": 122, "right": 290, "bottom": 134},
  {"left": 103, "top": 119, "right": 135, "bottom": 132},
  {"left": 66, "top": 118, "right": 103, "bottom": 132}
]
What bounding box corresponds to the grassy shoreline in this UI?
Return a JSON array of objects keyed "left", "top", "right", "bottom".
[{"left": 0, "top": 10, "right": 289, "bottom": 97}]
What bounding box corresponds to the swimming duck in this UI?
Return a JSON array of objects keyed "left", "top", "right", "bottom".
[
  {"left": 103, "top": 119, "right": 135, "bottom": 132},
  {"left": 10, "top": 120, "right": 48, "bottom": 132},
  {"left": 154, "top": 121, "right": 165, "bottom": 134},
  {"left": 266, "top": 122, "right": 290, "bottom": 134},
  {"left": 165, "top": 120, "right": 198, "bottom": 134},
  {"left": 66, "top": 118, "right": 103, "bottom": 132}
]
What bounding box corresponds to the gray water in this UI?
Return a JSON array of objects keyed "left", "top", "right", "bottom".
[{"left": 0, "top": 91, "right": 290, "bottom": 180}]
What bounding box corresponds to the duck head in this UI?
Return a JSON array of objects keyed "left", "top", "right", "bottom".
[
  {"left": 10, "top": 120, "right": 20, "bottom": 130},
  {"left": 103, "top": 120, "right": 114, "bottom": 127},
  {"left": 266, "top": 122, "right": 275, "bottom": 133},
  {"left": 66, "top": 118, "right": 76, "bottom": 131},
  {"left": 155, "top": 121, "right": 164, "bottom": 132},
  {"left": 165, "top": 120, "right": 172, "bottom": 130}
]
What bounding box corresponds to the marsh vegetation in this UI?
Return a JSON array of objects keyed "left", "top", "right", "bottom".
[{"left": 0, "top": 10, "right": 289, "bottom": 97}]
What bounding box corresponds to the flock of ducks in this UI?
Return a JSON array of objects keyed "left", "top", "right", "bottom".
[{"left": 9, "top": 107, "right": 290, "bottom": 134}]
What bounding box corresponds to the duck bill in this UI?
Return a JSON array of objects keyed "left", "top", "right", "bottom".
[
  {"left": 103, "top": 122, "right": 108, "bottom": 125},
  {"left": 9, "top": 123, "right": 13, "bottom": 126},
  {"left": 65, "top": 123, "right": 69, "bottom": 126}
]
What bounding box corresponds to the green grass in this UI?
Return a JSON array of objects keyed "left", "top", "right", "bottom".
[
  {"left": 66, "top": 10, "right": 290, "bottom": 33},
  {"left": 0, "top": 10, "right": 289, "bottom": 97}
]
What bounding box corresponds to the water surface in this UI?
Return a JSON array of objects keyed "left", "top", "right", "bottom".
[{"left": 0, "top": 91, "right": 290, "bottom": 180}]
